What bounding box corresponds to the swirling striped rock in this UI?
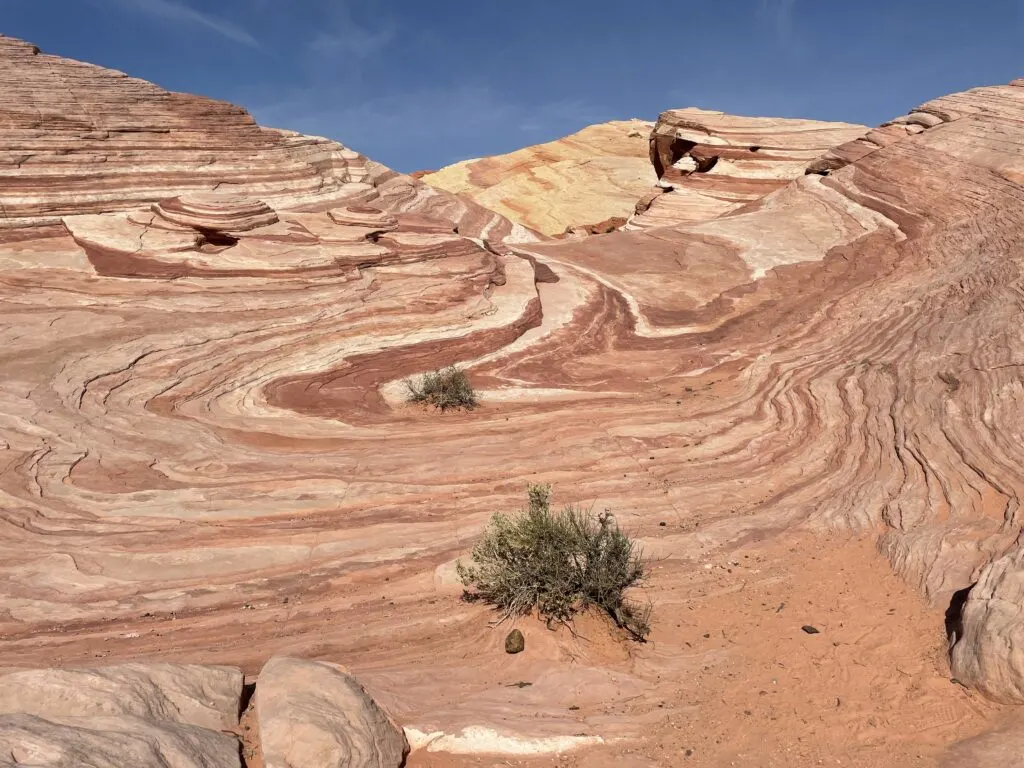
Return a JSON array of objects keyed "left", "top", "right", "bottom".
[
  {"left": 3, "top": 32, "right": 1024, "bottom": 766},
  {"left": 518, "top": 80, "right": 1024, "bottom": 702}
]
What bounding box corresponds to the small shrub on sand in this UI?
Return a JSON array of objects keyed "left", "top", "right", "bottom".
[
  {"left": 405, "top": 366, "right": 477, "bottom": 411},
  {"left": 457, "top": 484, "right": 651, "bottom": 641}
]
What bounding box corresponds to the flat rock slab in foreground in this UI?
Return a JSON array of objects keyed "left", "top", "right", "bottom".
[
  {"left": 0, "top": 664, "right": 243, "bottom": 768},
  {"left": 256, "top": 656, "right": 409, "bottom": 768},
  {"left": 0, "top": 715, "right": 240, "bottom": 768}
]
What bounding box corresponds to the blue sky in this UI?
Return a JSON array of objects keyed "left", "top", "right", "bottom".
[{"left": 2, "top": 1, "right": 1022, "bottom": 172}]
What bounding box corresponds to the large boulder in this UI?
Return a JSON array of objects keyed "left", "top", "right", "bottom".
[
  {"left": 0, "top": 663, "right": 243, "bottom": 768},
  {"left": 950, "top": 545, "right": 1024, "bottom": 702},
  {"left": 255, "top": 656, "right": 409, "bottom": 768}
]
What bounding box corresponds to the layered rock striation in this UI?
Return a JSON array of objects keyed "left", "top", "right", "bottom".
[
  {"left": 627, "top": 108, "right": 868, "bottom": 229},
  {"left": 2, "top": 32, "right": 1024, "bottom": 763},
  {"left": 0, "top": 35, "right": 535, "bottom": 246},
  {"left": 421, "top": 120, "right": 656, "bottom": 236}
]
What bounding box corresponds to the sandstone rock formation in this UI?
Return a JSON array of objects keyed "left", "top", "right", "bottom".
[
  {"left": 950, "top": 544, "right": 1024, "bottom": 702},
  {"left": 0, "top": 659, "right": 406, "bottom": 768},
  {"left": 515, "top": 80, "right": 1024, "bottom": 703},
  {"left": 0, "top": 664, "right": 243, "bottom": 768},
  {"left": 0, "top": 663, "right": 242, "bottom": 729},
  {"left": 256, "top": 657, "right": 409, "bottom": 768},
  {"left": 0, "top": 716, "right": 241, "bottom": 768},
  {"left": 421, "top": 120, "right": 656, "bottom": 236},
  {"left": 2, "top": 32, "right": 1024, "bottom": 765},
  {"left": 0, "top": 35, "right": 537, "bottom": 246},
  {"left": 627, "top": 108, "right": 867, "bottom": 229}
]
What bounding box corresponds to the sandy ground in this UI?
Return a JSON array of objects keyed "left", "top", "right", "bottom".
[
  {"left": 7, "top": 527, "right": 1004, "bottom": 767},
  {"left": 400, "top": 531, "right": 1006, "bottom": 767}
]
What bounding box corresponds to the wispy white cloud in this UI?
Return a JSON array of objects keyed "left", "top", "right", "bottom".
[
  {"left": 307, "top": 0, "right": 395, "bottom": 61},
  {"left": 250, "top": 84, "right": 603, "bottom": 171},
  {"left": 103, "top": 0, "right": 260, "bottom": 47},
  {"left": 759, "top": 0, "right": 799, "bottom": 44}
]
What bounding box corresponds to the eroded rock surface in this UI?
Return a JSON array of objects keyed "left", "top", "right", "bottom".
[
  {"left": 0, "top": 664, "right": 242, "bottom": 768},
  {"left": 627, "top": 108, "right": 867, "bottom": 229},
  {"left": 0, "top": 663, "right": 242, "bottom": 729},
  {"left": 0, "top": 35, "right": 535, "bottom": 246},
  {"left": 951, "top": 545, "right": 1024, "bottom": 702},
  {"left": 256, "top": 657, "right": 409, "bottom": 768},
  {"left": 1, "top": 32, "right": 1024, "bottom": 764},
  {"left": 422, "top": 120, "right": 656, "bottom": 236},
  {"left": 0, "top": 715, "right": 241, "bottom": 768}
]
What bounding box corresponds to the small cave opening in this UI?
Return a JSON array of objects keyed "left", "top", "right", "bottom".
[
  {"left": 652, "top": 136, "right": 697, "bottom": 178},
  {"left": 196, "top": 228, "right": 239, "bottom": 249},
  {"left": 945, "top": 583, "right": 975, "bottom": 647},
  {"left": 239, "top": 680, "right": 256, "bottom": 716},
  {"left": 693, "top": 153, "right": 720, "bottom": 173},
  {"left": 750, "top": 145, "right": 762, "bottom": 152}
]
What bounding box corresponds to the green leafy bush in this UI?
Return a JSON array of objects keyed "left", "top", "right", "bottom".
[
  {"left": 405, "top": 366, "right": 478, "bottom": 411},
  {"left": 457, "top": 484, "right": 651, "bottom": 640}
]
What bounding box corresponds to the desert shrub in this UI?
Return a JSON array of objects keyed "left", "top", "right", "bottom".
[
  {"left": 457, "top": 484, "right": 651, "bottom": 640},
  {"left": 405, "top": 366, "right": 477, "bottom": 410}
]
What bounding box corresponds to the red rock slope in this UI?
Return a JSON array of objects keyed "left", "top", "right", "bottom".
[{"left": 2, "top": 34, "right": 1024, "bottom": 765}]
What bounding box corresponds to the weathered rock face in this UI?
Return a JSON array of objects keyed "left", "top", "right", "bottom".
[
  {"left": 0, "top": 35, "right": 536, "bottom": 246},
  {"left": 0, "top": 664, "right": 243, "bottom": 768},
  {"left": 256, "top": 657, "right": 409, "bottom": 768},
  {"left": 421, "top": 120, "right": 656, "bottom": 236},
  {"left": 0, "top": 715, "right": 241, "bottom": 768},
  {"left": 627, "top": 108, "right": 867, "bottom": 229},
  {"left": 0, "top": 663, "right": 243, "bottom": 729},
  {"left": 950, "top": 545, "right": 1024, "bottom": 702},
  {"left": 2, "top": 31, "right": 1024, "bottom": 762}
]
